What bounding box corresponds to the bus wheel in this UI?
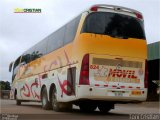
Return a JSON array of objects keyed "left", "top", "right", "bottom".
[
  {"left": 16, "top": 99, "right": 21, "bottom": 105},
  {"left": 98, "top": 103, "right": 114, "bottom": 113},
  {"left": 79, "top": 102, "right": 97, "bottom": 112},
  {"left": 15, "top": 92, "right": 21, "bottom": 105},
  {"left": 51, "top": 87, "right": 61, "bottom": 112},
  {"left": 41, "top": 87, "right": 51, "bottom": 110}
]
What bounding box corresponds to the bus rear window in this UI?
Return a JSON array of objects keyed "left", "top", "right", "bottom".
[{"left": 81, "top": 12, "right": 146, "bottom": 39}]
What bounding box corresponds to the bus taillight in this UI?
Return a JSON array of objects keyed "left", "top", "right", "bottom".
[
  {"left": 79, "top": 54, "right": 90, "bottom": 85},
  {"left": 90, "top": 6, "right": 98, "bottom": 11},
  {"left": 144, "top": 60, "right": 148, "bottom": 88},
  {"left": 135, "top": 12, "right": 143, "bottom": 19}
]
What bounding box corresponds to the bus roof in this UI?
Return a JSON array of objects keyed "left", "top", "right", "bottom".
[
  {"left": 89, "top": 4, "right": 142, "bottom": 14},
  {"left": 88, "top": 4, "right": 143, "bottom": 20}
]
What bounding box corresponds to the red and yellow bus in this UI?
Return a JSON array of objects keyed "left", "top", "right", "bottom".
[{"left": 9, "top": 4, "right": 148, "bottom": 112}]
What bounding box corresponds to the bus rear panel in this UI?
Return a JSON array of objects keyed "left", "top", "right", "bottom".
[{"left": 76, "top": 5, "right": 147, "bottom": 103}]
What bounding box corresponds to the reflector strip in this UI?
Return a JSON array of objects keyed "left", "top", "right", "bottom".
[
  {"left": 128, "top": 86, "right": 133, "bottom": 88},
  {"left": 95, "top": 84, "right": 100, "bottom": 86},
  {"left": 112, "top": 85, "right": 117, "bottom": 88},
  {"left": 120, "top": 86, "right": 125, "bottom": 88}
]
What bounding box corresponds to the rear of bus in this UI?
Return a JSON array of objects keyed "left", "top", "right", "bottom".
[{"left": 76, "top": 5, "right": 148, "bottom": 103}]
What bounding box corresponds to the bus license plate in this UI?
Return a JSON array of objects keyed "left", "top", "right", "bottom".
[
  {"left": 132, "top": 90, "right": 141, "bottom": 95},
  {"left": 115, "top": 91, "right": 123, "bottom": 97}
]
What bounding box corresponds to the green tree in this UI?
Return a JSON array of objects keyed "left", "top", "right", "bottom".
[{"left": 0, "top": 81, "right": 11, "bottom": 90}]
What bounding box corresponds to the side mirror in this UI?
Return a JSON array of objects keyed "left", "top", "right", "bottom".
[{"left": 9, "top": 62, "right": 14, "bottom": 72}]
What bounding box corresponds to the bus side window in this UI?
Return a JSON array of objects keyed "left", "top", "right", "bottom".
[
  {"left": 12, "top": 56, "right": 21, "bottom": 81},
  {"left": 64, "top": 19, "right": 76, "bottom": 44},
  {"left": 47, "top": 26, "right": 65, "bottom": 53},
  {"left": 64, "top": 15, "right": 81, "bottom": 45},
  {"left": 21, "top": 54, "right": 31, "bottom": 65},
  {"left": 34, "top": 38, "right": 48, "bottom": 59}
]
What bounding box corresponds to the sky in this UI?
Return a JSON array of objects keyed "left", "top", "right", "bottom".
[{"left": 0, "top": 0, "right": 160, "bottom": 82}]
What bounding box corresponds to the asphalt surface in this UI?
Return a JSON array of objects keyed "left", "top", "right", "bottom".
[{"left": 0, "top": 99, "right": 159, "bottom": 120}]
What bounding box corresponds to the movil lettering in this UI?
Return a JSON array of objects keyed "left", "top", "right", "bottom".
[{"left": 108, "top": 69, "right": 138, "bottom": 79}]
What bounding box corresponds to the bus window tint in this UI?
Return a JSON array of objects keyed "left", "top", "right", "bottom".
[
  {"left": 64, "top": 15, "right": 81, "bottom": 44},
  {"left": 21, "top": 54, "right": 30, "bottom": 64},
  {"left": 12, "top": 56, "right": 21, "bottom": 81},
  {"left": 82, "top": 12, "right": 146, "bottom": 39},
  {"left": 47, "top": 26, "right": 65, "bottom": 53},
  {"left": 64, "top": 19, "right": 76, "bottom": 44},
  {"left": 34, "top": 39, "right": 48, "bottom": 58},
  {"left": 23, "top": 47, "right": 36, "bottom": 62}
]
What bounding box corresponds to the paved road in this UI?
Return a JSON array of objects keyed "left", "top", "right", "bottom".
[{"left": 0, "top": 99, "right": 159, "bottom": 120}]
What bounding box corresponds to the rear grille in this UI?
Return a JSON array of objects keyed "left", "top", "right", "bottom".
[{"left": 92, "top": 58, "right": 142, "bottom": 68}]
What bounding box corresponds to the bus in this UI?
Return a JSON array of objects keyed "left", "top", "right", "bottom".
[{"left": 9, "top": 4, "right": 148, "bottom": 112}]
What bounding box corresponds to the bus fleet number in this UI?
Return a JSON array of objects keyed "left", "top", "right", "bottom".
[{"left": 90, "top": 65, "right": 99, "bottom": 69}]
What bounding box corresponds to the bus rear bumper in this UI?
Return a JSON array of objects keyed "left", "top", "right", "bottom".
[{"left": 76, "top": 85, "right": 147, "bottom": 102}]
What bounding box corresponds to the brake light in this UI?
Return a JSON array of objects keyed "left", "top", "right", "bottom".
[
  {"left": 90, "top": 6, "right": 98, "bottom": 11},
  {"left": 144, "top": 60, "right": 148, "bottom": 88},
  {"left": 135, "top": 12, "right": 143, "bottom": 19},
  {"left": 79, "top": 54, "right": 90, "bottom": 85}
]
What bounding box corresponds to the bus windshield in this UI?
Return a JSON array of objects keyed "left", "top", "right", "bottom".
[{"left": 81, "top": 12, "right": 146, "bottom": 39}]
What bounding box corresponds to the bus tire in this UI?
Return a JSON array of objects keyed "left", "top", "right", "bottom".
[
  {"left": 15, "top": 91, "right": 21, "bottom": 105},
  {"left": 16, "top": 100, "right": 21, "bottom": 105},
  {"left": 51, "top": 87, "right": 61, "bottom": 112},
  {"left": 79, "top": 102, "right": 97, "bottom": 112},
  {"left": 98, "top": 103, "right": 113, "bottom": 113},
  {"left": 41, "top": 87, "right": 51, "bottom": 110}
]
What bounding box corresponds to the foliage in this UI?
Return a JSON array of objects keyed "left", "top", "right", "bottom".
[{"left": 0, "top": 81, "right": 11, "bottom": 90}]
